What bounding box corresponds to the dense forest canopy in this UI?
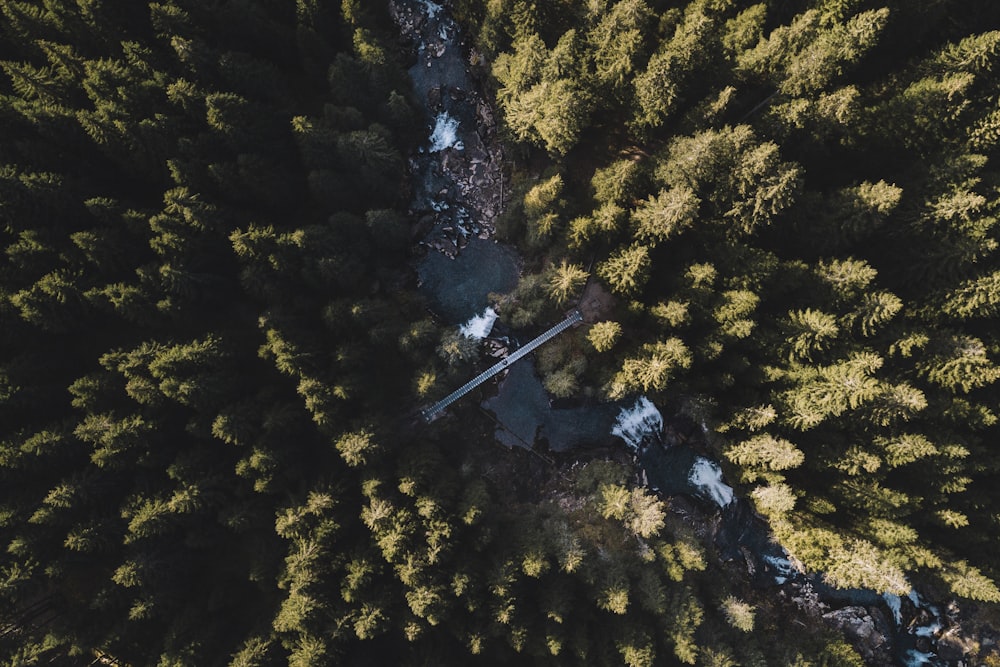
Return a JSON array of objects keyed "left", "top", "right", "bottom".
[
  {"left": 0, "top": 0, "right": 999, "bottom": 666},
  {"left": 453, "top": 0, "right": 1000, "bottom": 604}
]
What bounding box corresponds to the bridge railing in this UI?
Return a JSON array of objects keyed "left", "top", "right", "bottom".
[{"left": 422, "top": 310, "right": 582, "bottom": 422}]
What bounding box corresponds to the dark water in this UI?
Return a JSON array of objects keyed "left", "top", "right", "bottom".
[
  {"left": 482, "top": 361, "right": 619, "bottom": 452},
  {"left": 541, "top": 403, "right": 621, "bottom": 452},
  {"left": 481, "top": 361, "right": 547, "bottom": 448},
  {"left": 417, "top": 237, "right": 518, "bottom": 323},
  {"left": 396, "top": 0, "right": 606, "bottom": 449},
  {"left": 394, "top": 0, "right": 517, "bottom": 325}
]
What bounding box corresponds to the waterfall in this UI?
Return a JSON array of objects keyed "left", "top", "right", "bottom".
[
  {"left": 429, "top": 112, "right": 463, "bottom": 152},
  {"left": 459, "top": 307, "right": 498, "bottom": 340},
  {"left": 688, "top": 457, "right": 734, "bottom": 507},
  {"left": 611, "top": 396, "right": 663, "bottom": 451}
]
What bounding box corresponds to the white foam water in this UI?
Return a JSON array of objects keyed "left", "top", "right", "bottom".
[
  {"left": 909, "top": 589, "right": 942, "bottom": 639},
  {"left": 419, "top": 0, "right": 443, "bottom": 18},
  {"left": 914, "top": 622, "right": 942, "bottom": 637},
  {"left": 764, "top": 554, "right": 795, "bottom": 584},
  {"left": 611, "top": 396, "right": 663, "bottom": 451},
  {"left": 884, "top": 592, "right": 902, "bottom": 626},
  {"left": 459, "top": 307, "right": 498, "bottom": 340},
  {"left": 429, "top": 112, "right": 464, "bottom": 152},
  {"left": 688, "top": 457, "right": 734, "bottom": 507},
  {"left": 903, "top": 649, "right": 935, "bottom": 667}
]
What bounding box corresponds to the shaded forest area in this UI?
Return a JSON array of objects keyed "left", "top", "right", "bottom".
[{"left": 2, "top": 0, "right": 1000, "bottom": 666}]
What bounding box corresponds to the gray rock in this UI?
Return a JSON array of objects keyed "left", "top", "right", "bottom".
[
  {"left": 427, "top": 86, "right": 442, "bottom": 110},
  {"left": 822, "top": 606, "right": 894, "bottom": 666},
  {"left": 936, "top": 629, "right": 976, "bottom": 662}
]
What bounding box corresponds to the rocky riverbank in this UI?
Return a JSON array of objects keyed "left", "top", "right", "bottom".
[
  {"left": 391, "top": 0, "right": 520, "bottom": 326},
  {"left": 391, "top": 0, "right": 506, "bottom": 258}
]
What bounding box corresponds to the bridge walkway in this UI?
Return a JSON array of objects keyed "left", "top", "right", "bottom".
[{"left": 422, "top": 309, "right": 583, "bottom": 422}]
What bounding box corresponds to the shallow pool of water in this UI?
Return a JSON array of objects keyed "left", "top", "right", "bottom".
[{"left": 416, "top": 237, "right": 518, "bottom": 323}]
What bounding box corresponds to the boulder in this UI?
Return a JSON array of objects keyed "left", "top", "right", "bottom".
[
  {"left": 822, "top": 606, "right": 894, "bottom": 666},
  {"left": 427, "top": 85, "right": 442, "bottom": 109},
  {"left": 936, "top": 628, "right": 977, "bottom": 662}
]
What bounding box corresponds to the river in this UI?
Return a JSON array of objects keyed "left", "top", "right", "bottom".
[{"left": 390, "top": 1, "right": 971, "bottom": 665}]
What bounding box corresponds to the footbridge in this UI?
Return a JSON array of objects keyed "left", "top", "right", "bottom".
[{"left": 422, "top": 309, "right": 583, "bottom": 422}]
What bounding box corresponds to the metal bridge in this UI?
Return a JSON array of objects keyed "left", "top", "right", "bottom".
[{"left": 421, "top": 309, "right": 583, "bottom": 422}]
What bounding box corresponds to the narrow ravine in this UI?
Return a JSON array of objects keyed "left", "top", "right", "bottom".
[
  {"left": 391, "top": 2, "right": 981, "bottom": 665},
  {"left": 391, "top": 0, "right": 518, "bottom": 325},
  {"left": 393, "top": 0, "right": 621, "bottom": 452}
]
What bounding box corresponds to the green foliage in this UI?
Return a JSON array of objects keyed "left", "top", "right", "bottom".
[
  {"left": 437, "top": 329, "right": 479, "bottom": 366},
  {"left": 725, "top": 435, "right": 804, "bottom": 473},
  {"left": 822, "top": 538, "right": 909, "bottom": 594},
  {"left": 941, "top": 561, "right": 1000, "bottom": 602},
  {"left": 587, "top": 321, "right": 622, "bottom": 352},
  {"left": 524, "top": 173, "right": 564, "bottom": 219},
  {"left": 537, "top": 335, "right": 587, "bottom": 399},
  {"left": 609, "top": 338, "right": 692, "bottom": 398},
  {"left": 570, "top": 201, "right": 627, "bottom": 248},
  {"left": 598, "top": 244, "right": 650, "bottom": 295},
  {"left": 633, "top": 185, "right": 700, "bottom": 243},
  {"left": 721, "top": 596, "right": 755, "bottom": 633},
  {"left": 335, "top": 429, "right": 378, "bottom": 467},
  {"left": 494, "top": 33, "right": 592, "bottom": 155},
  {"left": 751, "top": 483, "right": 797, "bottom": 519},
  {"left": 588, "top": 0, "right": 654, "bottom": 94},
  {"left": 632, "top": 3, "right": 715, "bottom": 132},
  {"left": 592, "top": 158, "right": 643, "bottom": 206},
  {"left": 6, "top": 0, "right": 1000, "bottom": 664},
  {"left": 0, "top": 0, "right": 428, "bottom": 663},
  {"left": 476, "top": 0, "right": 1000, "bottom": 617},
  {"left": 738, "top": 8, "right": 889, "bottom": 96},
  {"left": 494, "top": 272, "right": 549, "bottom": 328},
  {"left": 546, "top": 259, "right": 588, "bottom": 306}
]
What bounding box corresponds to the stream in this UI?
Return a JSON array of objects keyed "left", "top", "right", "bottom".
[
  {"left": 392, "top": 0, "right": 620, "bottom": 453},
  {"left": 391, "top": 1, "right": 972, "bottom": 665}
]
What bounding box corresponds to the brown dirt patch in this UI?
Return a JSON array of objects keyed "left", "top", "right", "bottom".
[{"left": 578, "top": 279, "right": 616, "bottom": 323}]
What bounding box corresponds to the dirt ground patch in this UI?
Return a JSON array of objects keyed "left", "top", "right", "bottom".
[{"left": 578, "top": 279, "right": 616, "bottom": 323}]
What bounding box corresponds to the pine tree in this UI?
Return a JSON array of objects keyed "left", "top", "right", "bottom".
[
  {"left": 725, "top": 434, "right": 805, "bottom": 474},
  {"left": 546, "top": 260, "right": 588, "bottom": 306},
  {"left": 632, "top": 4, "right": 715, "bottom": 132},
  {"left": 609, "top": 338, "right": 692, "bottom": 398},
  {"left": 785, "top": 309, "right": 839, "bottom": 362},
  {"left": 918, "top": 334, "right": 1000, "bottom": 393},
  {"left": 597, "top": 244, "right": 650, "bottom": 295},
  {"left": 633, "top": 185, "right": 699, "bottom": 243},
  {"left": 587, "top": 321, "right": 622, "bottom": 352},
  {"left": 592, "top": 158, "right": 643, "bottom": 207},
  {"left": 587, "top": 0, "right": 654, "bottom": 94},
  {"left": 720, "top": 596, "right": 755, "bottom": 633},
  {"left": 737, "top": 8, "right": 888, "bottom": 96}
]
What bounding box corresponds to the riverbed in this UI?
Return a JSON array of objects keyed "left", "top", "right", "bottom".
[{"left": 393, "top": 0, "right": 621, "bottom": 452}]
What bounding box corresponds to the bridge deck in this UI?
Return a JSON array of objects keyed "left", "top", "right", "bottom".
[{"left": 422, "top": 310, "right": 583, "bottom": 422}]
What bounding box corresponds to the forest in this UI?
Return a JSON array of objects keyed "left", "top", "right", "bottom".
[{"left": 1, "top": 0, "right": 1000, "bottom": 665}]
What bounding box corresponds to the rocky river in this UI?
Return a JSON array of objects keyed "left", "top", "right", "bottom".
[{"left": 391, "top": 1, "right": 990, "bottom": 664}]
